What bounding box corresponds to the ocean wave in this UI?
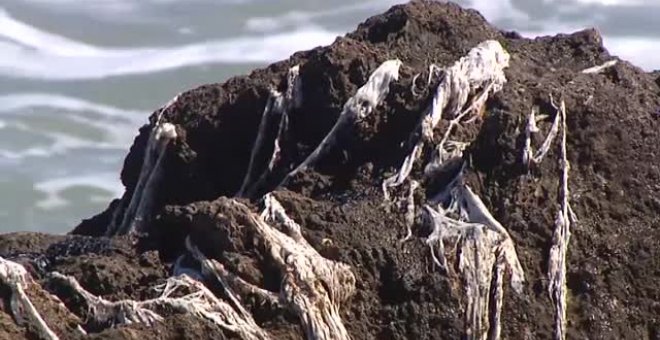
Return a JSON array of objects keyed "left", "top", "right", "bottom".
[
  {"left": 34, "top": 172, "right": 123, "bottom": 210},
  {"left": 0, "top": 93, "right": 147, "bottom": 121},
  {"left": 0, "top": 7, "right": 339, "bottom": 80},
  {"left": 0, "top": 128, "right": 125, "bottom": 160},
  {"left": 0, "top": 93, "right": 148, "bottom": 159},
  {"left": 468, "top": 0, "right": 659, "bottom": 70}
]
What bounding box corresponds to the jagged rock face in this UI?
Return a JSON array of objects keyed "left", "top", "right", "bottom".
[{"left": 2, "top": 1, "right": 659, "bottom": 339}]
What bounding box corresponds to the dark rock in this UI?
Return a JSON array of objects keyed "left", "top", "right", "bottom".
[{"left": 2, "top": 1, "right": 660, "bottom": 339}]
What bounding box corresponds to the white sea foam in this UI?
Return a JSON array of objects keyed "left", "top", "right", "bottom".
[
  {"left": 0, "top": 8, "right": 339, "bottom": 80},
  {"left": 34, "top": 172, "right": 123, "bottom": 210},
  {"left": 0, "top": 93, "right": 146, "bottom": 121},
  {"left": 468, "top": 0, "right": 660, "bottom": 70},
  {"left": 0, "top": 128, "right": 124, "bottom": 160},
  {"left": 0, "top": 93, "right": 148, "bottom": 159},
  {"left": 0, "top": 7, "right": 100, "bottom": 56}
]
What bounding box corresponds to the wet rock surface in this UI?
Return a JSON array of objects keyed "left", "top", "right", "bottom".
[{"left": 2, "top": 1, "right": 660, "bottom": 339}]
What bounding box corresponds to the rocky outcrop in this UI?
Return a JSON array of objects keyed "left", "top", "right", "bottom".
[{"left": 2, "top": 1, "right": 659, "bottom": 339}]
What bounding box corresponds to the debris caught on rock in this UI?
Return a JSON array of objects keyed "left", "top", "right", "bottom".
[
  {"left": 382, "top": 40, "right": 510, "bottom": 200},
  {"left": 106, "top": 97, "right": 179, "bottom": 236},
  {"left": 259, "top": 194, "right": 356, "bottom": 340},
  {"left": 547, "top": 99, "right": 578, "bottom": 340},
  {"left": 521, "top": 97, "right": 561, "bottom": 169},
  {"left": 50, "top": 271, "right": 270, "bottom": 340},
  {"left": 238, "top": 65, "right": 302, "bottom": 198},
  {"left": 280, "top": 59, "right": 402, "bottom": 187},
  {"left": 422, "top": 165, "right": 524, "bottom": 340},
  {"left": 581, "top": 60, "right": 618, "bottom": 74},
  {"left": 0, "top": 257, "right": 58, "bottom": 340},
  {"left": 2, "top": 1, "right": 660, "bottom": 339}
]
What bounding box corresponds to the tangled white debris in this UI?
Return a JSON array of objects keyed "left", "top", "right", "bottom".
[
  {"left": 522, "top": 98, "right": 561, "bottom": 169},
  {"left": 547, "top": 99, "right": 577, "bottom": 340},
  {"left": 377, "top": 41, "right": 527, "bottom": 340},
  {"left": 107, "top": 96, "right": 179, "bottom": 236},
  {"left": 519, "top": 96, "right": 577, "bottom": 340},
  {"left": 185, "top": 237, "right": 280, "bottom": 315},
  {"left": 50, "top": 271, "right": 269, "bottom": 340},
  {"left": 0, "top": 257, "right": 59, "bottom": 340},
  {"left": 401, "top": 180, "right": 420, "bottom": 242},
  {"left": 423, "top": 174, "right": 524, "bottom": 340},
  {"left": 581, "top": 59, "right": 617, "bottom": 74},
  {"left": 178, "top": 196, "right": 357, "bottom": 340},
  {"left": 382, "top": 40, "right": 510, "bottom": 200},
  {"left": 259, "top": 194, "right": 356, "bottom": 340},
  {"left": 280, "top": 59, "right": 402, "bottom": 187},
  {"left": 238, "top": 65, "right": 302, "bottom": 197}
]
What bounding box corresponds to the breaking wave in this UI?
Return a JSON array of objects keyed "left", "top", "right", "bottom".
[
  {"left": 34, "top": 172, "right": 123, "bottom": 210},
  {"left": 0, "top": 7, "right": 339, "bottom": 80},
  {"left": 0, "top": 93, "right": 147, "bottom": 159}
]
